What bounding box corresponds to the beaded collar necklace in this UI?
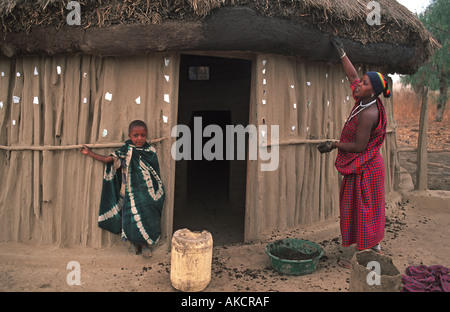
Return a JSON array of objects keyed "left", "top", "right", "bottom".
[{"left": 346, "top": 98, "right": 377, "bottom": 123}]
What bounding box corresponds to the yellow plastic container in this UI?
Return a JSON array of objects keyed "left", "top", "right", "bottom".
[{"left": 170, "top": 228, "right": 213, "bottom": 292}]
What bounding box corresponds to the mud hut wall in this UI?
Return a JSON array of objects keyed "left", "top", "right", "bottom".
[
  {"left": 246, "top": 54, "right": 397, "bottom": 240},
  {"left": 0, "top": 52, "right": 398, "bottom": 245},
  {"left": 0, "top": 53, "right": 179, "bottom": 247}
]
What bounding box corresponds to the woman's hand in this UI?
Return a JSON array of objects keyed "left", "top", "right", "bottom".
[
  {"left": 331, "top": 37, "right": 346, "bottom": 59},
  {"left": 331, "top": 37, "right": 359, "bottom": 84},
  {"left": 317, "top": 141, "right": 335, "bottom": 154}
]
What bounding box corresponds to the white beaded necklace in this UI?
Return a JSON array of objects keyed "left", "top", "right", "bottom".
[{"left": 346, "top": 99, "right": 377, "bottom": 123}]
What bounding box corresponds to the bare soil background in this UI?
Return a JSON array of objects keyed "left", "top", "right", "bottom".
[
  {"left": 1, "top": 194, "right": 448, "bottom": 293},
  {"left": 0, "top": 85, "right": 449, "bottom": 293},
  {"left": 394, "top": 85, "right": 450, "bottom": 191}
]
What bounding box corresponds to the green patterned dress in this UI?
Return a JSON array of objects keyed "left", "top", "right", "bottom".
[{"left": 97, "top": 140, "right": 165, "bottom": 245}]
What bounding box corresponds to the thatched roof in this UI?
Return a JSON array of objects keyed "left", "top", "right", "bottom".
[{"left": 0, "top": 0, "right": 438, "bottom": 73}]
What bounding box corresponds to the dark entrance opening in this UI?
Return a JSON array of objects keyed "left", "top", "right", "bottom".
[{"left": 173, "top": 54, "right": 252, "bottom": 245}]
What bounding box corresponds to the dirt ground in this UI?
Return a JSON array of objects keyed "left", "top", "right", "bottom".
[
  {"left": 0, "top": 189, "right": 449, "bottom": 293},
  {"left": 1, "top": 87, "right": 449, "bottom": 293}
]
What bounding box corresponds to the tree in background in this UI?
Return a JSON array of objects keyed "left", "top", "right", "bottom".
[{"left": 401, "top": 0, "right": 449, "bottom": 122}]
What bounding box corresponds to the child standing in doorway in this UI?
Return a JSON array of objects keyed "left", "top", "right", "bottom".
[{"left": 81, "top": 120, "right": 165, "bottom": 257}]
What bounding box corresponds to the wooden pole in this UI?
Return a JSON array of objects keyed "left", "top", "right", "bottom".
[
  {"left": 0, "top": 143, "right": 124, "bottom": 151},
  {"left": 262, "top": 138, "right": 338, "bottom": 148},
  {"left": 0, "top": 139, "right": 336, "bottom": 151},
  {"left": 395, "top": 148, "right": 450, "bottom": 153},
  {"left": 416, "top": 87, "right": 429, "bottom": 190},
  {"left": 33, "top": 58, "right": 41, "bottom": 217}
]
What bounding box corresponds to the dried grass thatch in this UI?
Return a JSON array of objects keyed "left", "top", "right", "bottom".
[
  {"left": 0, "top": 0, "right": 438, "bottom": 71},
  {"left": 0, "top": 0, "right": 432, "bottom": 43}
]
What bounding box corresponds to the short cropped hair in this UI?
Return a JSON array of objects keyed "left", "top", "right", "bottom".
[{"left": 128, "top": 120, "right": 148, "bottom": 133}]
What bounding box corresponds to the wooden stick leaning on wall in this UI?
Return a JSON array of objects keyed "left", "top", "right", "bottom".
[
  {"left": 1, "top": 139, "right": 335, "bottom": 151},
  {"left": 0, "top": 143, "right": 124, "bottom": 151},
  {"left": 262, "top": 138, "right": 338, "bottom": 148},
  {"left": 395, "top": 148, "right": 450, "bottom": 153},
  {"left": 262, "top": 129, "right": 398, "bottom": 147},
  {"left": 0, "top": 138, "right": 167, "bottom": 151},
  {"left": 9, "top": 137, "right": 447, "bottom": 152},
  {"left": 6, "top": 142, "right": 449, "bottom": 152}
]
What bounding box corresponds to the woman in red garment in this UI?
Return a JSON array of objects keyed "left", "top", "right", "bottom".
[{"left": 318, "top": 39, "right": 391, "bottom": 268}]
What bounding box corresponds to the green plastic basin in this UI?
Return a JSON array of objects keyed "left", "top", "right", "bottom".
[{"left": 265, "top": 239, "right": 323, "bottom": 276}]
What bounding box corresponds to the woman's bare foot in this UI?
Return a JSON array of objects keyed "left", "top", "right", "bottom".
[
  {"left": 338, "top": 258, "right": 352, "bottom": 269},
  {"left": 338, "top": 244, "right": 383, "bottom": 269}
]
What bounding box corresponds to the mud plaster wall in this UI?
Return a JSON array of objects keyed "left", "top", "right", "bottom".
[
  {"left": 245, "top": 54, "right": 397, "bottom": 241},
  {"left": 0, "top": 53, "right": 179, "bottom": 247},
  {"left": 0, "top": 52, "right": 398, "bottom": 246}
]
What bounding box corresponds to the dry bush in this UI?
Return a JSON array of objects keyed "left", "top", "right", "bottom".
[{"left": 393, "top": 83, "right": 450, "bottom": 149}]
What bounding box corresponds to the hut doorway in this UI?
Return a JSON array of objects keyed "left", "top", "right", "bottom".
[{"left": 173, "top": 54, "right": 252, "bottom": 245}]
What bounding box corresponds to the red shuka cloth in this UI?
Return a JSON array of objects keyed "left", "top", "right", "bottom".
[
  {"left": 335, "top": 79, "right": 387, "bottom": 250},
  {"left": 402, "top": 265, "right": 450, "bottom": 292}
]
